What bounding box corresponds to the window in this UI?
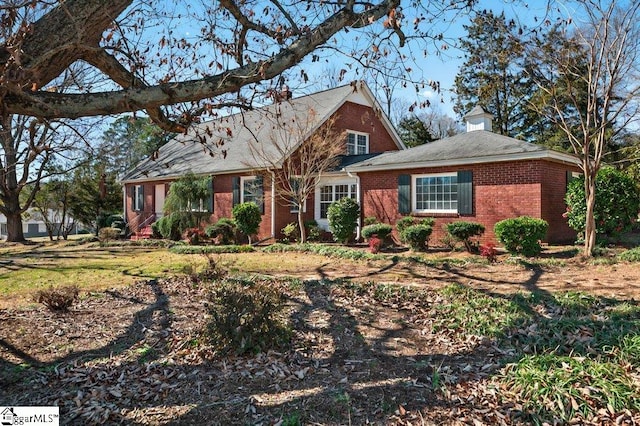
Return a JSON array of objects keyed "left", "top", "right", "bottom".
[
  {"left": 133, "top": 185, "right": 144, "bottom": 211},
  {"left": 241, "top": 176, "right": 262, "bottom": 204},
  {"left": 289, "top": 178, "right": 306, "bottom": 213},
  {"left": 347, "top": 131, "right": 369, "bottom": 155},
  {"left": 319, "top": 183, "right": 357, "bottom": 219},
  {"left": 412, "top": 173, "right": 458, "bottom": 213}
]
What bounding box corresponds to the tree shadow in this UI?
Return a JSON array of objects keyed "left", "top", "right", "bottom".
[{"left": 2, "top": 255, "right": 638, "bottom": 425}]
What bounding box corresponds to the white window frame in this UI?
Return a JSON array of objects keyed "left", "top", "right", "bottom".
[
  {"left": 346, "top": 130, "right": 369, "bottom": 155},
  {"left": 412, "top": 172, "right": 458, "bottom": 214},
  {"left": 133, "top": 185, "right": 144, "bottom": 211},
  {"left": 314, "top": 177, "right": 359, "bottom": 230},
  {"left": 241, "top": 176, "right": 260, "bottom": 204}
]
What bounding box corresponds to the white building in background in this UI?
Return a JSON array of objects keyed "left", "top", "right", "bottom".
[{"left": 0, "top": 208, "right": 79, "bottom": 239}]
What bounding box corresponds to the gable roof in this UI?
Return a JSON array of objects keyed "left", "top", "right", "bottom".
[
  {"left": 121, "top": 82, "right": 403, "bottom": 183},
  {"left": 345, "top": 130, "right": 580, "bottom": 172}
]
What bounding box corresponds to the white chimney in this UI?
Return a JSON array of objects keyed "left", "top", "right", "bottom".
[{"left": 463, "top": 105, "right": 493, "bottom": 132}]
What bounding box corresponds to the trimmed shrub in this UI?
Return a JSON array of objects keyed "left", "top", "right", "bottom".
[
  {"left": 205, "top": 218, "right": 237, "bottom": 245},
  {"left": 494, "top": 216, "right": 548, "bottom": 257},
  {"left": 205, "top": 279, "right": 291, "bottom": 355},
  {"left": 327, "top": 197, "right": 360, "bottom": 244},
  {"left": 34, "top": 285, "right": 79, "bottom": 312},
  {"left": 565, "top": 167, "right": 640, "bottom": 243},
  {"left": 445, "top": 221, "right": 486, "bottom": 253},
  {"left": 170, "top": 244, "right": 255, "bottom": 254},
  {"left": 401, "top": 224, "right": 433, "bottom": 251},
  {"left": 361, "top": 223, "right": 393, "bottom": 241},
  {"left": 396, "top": 216, "right": 435, "bottom": 243},
  {"left": 232, "top": 202, "right": 262, "bottom": 245}
]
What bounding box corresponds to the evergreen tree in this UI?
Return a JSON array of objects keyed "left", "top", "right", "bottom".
[
  {"left": 453, "top": 10, "right": 529, "bottom": 137},
  {"left": 99, "top": 116, "right": 174, "bottom": 177},
  {"left": 397, "top": 116, "right": 435, "bottom": 147}
]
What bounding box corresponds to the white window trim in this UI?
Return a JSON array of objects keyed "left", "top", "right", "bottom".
[
  {"left": 240, "top": 175, "right": 258, "bottom": 204},
  {"left": 314, "top": 176, "right": 359, "bottom": 230},
  {"left": 346, "top": 130, "right": 369, "bottom": 155},
  {"left": 411, "top": 172, "right": 458, "bottom": 214},
  {"left": 133, "top": 185, "right": 144, "bottom": 211}
]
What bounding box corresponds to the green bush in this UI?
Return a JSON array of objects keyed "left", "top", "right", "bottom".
[
  {"left": 565, "top": 167, "right": 640, "bottom": 243},
  {"left": 232, "top": 202, "right": 262, "bottom": 244},
  {"left": 619, "top": 247, "right": 640, "bottom": 262},
  {"left": 205, "top": 218, "right": 237, "bottom": 245},
  {"left": 361, "top": 223, "right": 393, "bottom": 241},
  {"left": 281, "top": 222, "right": 299, "bottom": 243},
  {"left": 494, "top": 216, "right": 548, "bottom": 257},
  {"left": 205, "top": 279, "right": 291, "bottom": 355},
  {"left": 170, "top": 244, "right": 255, "bottom": 254},
  {"left": 445, "top": 221, "right": 486, "bottom": 253},
  {"left": 396, "top": 216, "right": 435, "bottom": 243},
  {"left": 401, "top": 224, "right": 433, "bottom": 251},
  {"left": 305, "top": 220, "right": 321, "bottom": 242},
  {"left": 364, "top": 216, "right": 379, "bottom": 226},
  {"left": 327, "top": 197, "right": 360, "bottom": 244},
  {"left": 155, "top": 212, "right": 183, "bottom": 240}
]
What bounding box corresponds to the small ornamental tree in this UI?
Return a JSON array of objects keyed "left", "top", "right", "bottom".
[
  {"left": 327, "top": 197, "right": 360, "bottom": 244},
  {"left": 565, "top": 167, "right": 640, "bottom": 244},
  {"left": 232, "top": 202, "right": 262, "bottom": 245}
]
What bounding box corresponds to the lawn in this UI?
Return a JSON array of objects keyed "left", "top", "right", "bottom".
[{"left": 1, "top": 239, "right": 639, "bottom": 425}]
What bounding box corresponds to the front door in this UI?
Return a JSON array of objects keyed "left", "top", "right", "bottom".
[{"left": 154, "top": 184, "right": 165, "bottom": 218}]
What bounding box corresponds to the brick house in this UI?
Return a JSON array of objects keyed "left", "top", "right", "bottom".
[
  {"left": 345, "top": 106, "right": 581, "bottom": 244},
  {"left": 120, "top": 82, "right": 404, "bottom": 240},
  {"left": 121, "top": 84, "right": 580, "bottom": 244}
]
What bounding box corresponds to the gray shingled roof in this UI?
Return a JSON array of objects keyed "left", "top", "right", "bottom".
[
  {"left": 345, "top": 130, "right": 579, "bottom": 171},
  {"left": 121, "top": 83, "right": 385, "bottom": 183}
]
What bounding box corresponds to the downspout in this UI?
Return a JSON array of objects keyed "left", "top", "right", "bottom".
[
  {"left": 346, "top": 170, "right": 361, "bottom": 241},
  {"left": 122, "top": 185, "right": 127, "bottom": 228},
  {"left": 270, "top": 170, "right": 276, "bottom": 239}
]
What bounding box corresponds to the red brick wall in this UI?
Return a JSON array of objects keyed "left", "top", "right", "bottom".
[
  {"left": 124, "top": 181, "right": 166, "bottom": 228},
  {"left": 359, "top": 159, "right": 578, "bottom": 245},
  {"left": 333, "top": 102, "right": 399, "bottom": 153}
]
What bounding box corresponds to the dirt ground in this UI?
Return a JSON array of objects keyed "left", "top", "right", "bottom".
[{"left": 1, "top": 247, "right": 639, "bottom": 425}]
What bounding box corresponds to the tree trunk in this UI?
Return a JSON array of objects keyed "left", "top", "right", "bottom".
[
  {"left": 583, "top": 172, "right": 597, "bottom": 256},
  {"left": 5, "top": 209, "right": 25, "bottom": 242},
  {"left": 298, "top": 210, "right": 306, "bottom": 244}
]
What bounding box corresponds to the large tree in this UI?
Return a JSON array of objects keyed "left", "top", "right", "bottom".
[
  {"left": 0, "top": 1, "right": 551, "bottom": 242},
  {"left": 525, "top": 1, "right": 640, "bottom": 256},
  {"left": 453, "top": 10, "right": 530, "bottom": 137}
]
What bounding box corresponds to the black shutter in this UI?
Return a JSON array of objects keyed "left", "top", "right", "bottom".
[
  {"left": 209, "top": 176, "right": 214, "bottom": 213},
  {"left": 232, "top": 177, "right": 240, "bottom": 206},
  {"left": 398, "top": 174, "right": 411, "bottom": 214},
  {"left": 255, "top": 175, "right": 265, "bottom": 214},
  {"left": 457, "top": 170, "right": 473, "bottom": 215}
]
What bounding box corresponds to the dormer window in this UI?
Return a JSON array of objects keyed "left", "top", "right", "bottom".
[{"left": 347, "top": 131, "right": 369, "bottom": 155}]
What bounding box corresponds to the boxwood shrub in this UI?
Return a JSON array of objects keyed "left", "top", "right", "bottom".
[
  {"left": 445, "top": 221, "right": 485, "bottom": 253},
  {"left": 494, "top": 216, "right": 548, "bottom": 257},
  {"left": 361, "top": 223, "right": 393, "bottom": 241},
  {"left": 401, "top": 224, "right": 433, "bottom": 251}
]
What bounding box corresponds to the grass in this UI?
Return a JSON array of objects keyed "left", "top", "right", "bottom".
[
  {"left": 2, "top": 239, "right": 640, "bottom": 422},
  {"left": 0, "top": 242, "right": 209, "bottom": 307}
]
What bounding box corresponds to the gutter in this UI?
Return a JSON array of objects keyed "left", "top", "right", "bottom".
[
  {"left": 346, "top": 169, "right": 362, "bottom": 241},
  {"left": 344, "top": 151, "right": 581, "bottom": 174},
  {"left": 270, "top": 170, "right": 276, "bottom": 239}
]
